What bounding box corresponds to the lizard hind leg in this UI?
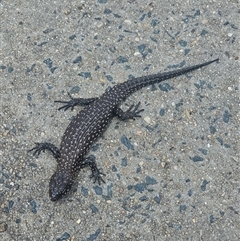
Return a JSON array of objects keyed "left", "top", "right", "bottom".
[
  {"left": 115, "top": 102, "right": 144, "bottom": 121},
  {"left": 55, "top": 92, "right": 98, "bottom": 111},
  {"left": 28, "top": 142, "right": 60, "bottom": 160}
]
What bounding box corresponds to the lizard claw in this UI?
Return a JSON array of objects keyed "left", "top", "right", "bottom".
[
  {"left": 28, "top": 142, "right": 46, "bottom": 156},
  {"left": 54, "top": 93, "right": 78, "bottom": 111},
  {"left": 89, "top": 169, "right": 106, "bottom": 185}
]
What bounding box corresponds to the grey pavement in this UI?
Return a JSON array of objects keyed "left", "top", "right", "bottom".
[{"left": 0, "top": 1, "right": 239, "bottom": 240}]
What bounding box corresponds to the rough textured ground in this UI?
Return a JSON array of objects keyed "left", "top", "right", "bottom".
[{"left": 0, "top": 0, "right": 239, "bottom": 240}]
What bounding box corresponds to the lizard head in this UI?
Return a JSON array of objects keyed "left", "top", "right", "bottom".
[{"left": 49, "top": 169, "right": 74, "bottom": 201}]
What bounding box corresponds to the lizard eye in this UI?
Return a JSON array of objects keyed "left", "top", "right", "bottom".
[{"left": 49, "top": 171, "right": 72, "bottom": 201}]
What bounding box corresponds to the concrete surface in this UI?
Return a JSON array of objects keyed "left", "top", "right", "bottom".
[{"left": 0, "top": 0, "right": 239, "bottom": 240}]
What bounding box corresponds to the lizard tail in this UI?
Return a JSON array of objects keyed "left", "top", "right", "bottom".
[{"left": 119, "top": 58, "right": 219, "bottom": 98}]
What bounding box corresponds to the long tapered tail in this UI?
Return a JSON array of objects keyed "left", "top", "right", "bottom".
[{"left": 119, "top": 58, "right": 218, "bottom": 98}]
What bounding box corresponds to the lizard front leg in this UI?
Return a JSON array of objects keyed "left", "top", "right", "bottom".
[{"left": 79, "top": 155, "right": 105, "bottom": 185}]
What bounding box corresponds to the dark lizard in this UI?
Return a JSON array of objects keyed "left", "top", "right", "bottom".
[{"left": 29, "top": 58, "right": 218, "bottom": 201}]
